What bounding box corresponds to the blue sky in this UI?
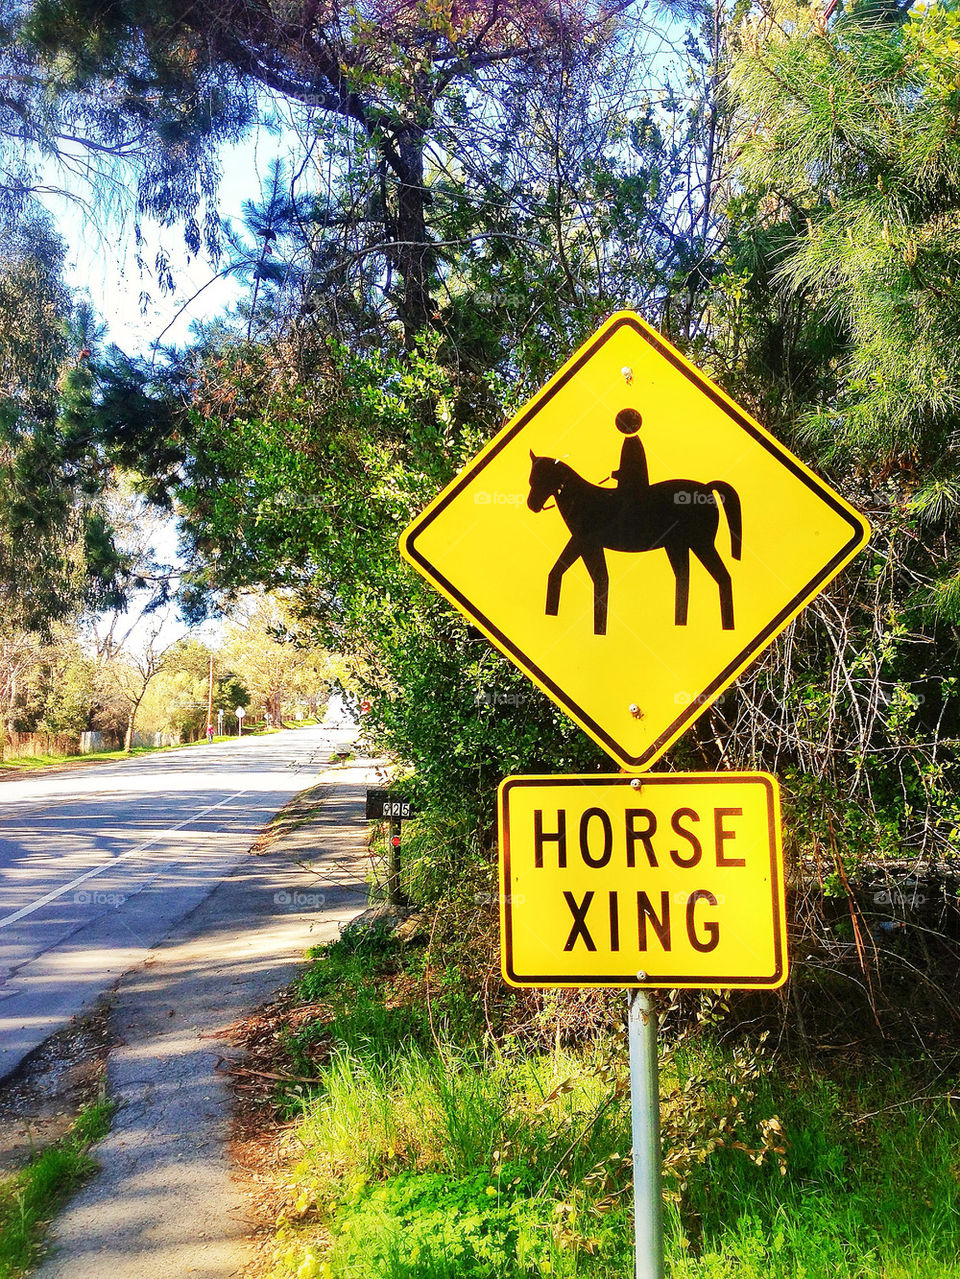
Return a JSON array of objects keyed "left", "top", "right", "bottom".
[
  {"left": 36, "top": 124, "right": 299, "bottom": 652},
  {"left": 45, "top": 121, "right": 294, "bottom": 356}
]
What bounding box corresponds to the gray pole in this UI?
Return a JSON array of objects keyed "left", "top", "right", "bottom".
[{"left": 628, "top": 989, "right": 665, "bottom": 1279}]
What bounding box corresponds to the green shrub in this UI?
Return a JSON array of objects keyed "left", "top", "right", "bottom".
[{"left": 326, "top": 1168, "right": 559, "bottom": 1278}]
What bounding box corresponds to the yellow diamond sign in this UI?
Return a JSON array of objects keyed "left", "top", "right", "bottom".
[{"left": 401, "top": 311, "right": 870, "bottom": 770}]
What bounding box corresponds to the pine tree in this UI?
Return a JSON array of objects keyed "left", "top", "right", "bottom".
[
  {"left": 0, "top": 211, "right": 126, "bottom": 630},
  {"left": 731, "top": 1, "right": 960, "bottom": 583}
]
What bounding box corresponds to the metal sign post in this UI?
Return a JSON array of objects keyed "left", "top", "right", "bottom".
[
  {"left": 365, "top": 791, "right": 416, "bottom": 907},
  {"left": 205, "top": 652, "right": 215, "bottom": 743},
  {"left": 387, "top": 823, "right": 402, "bottom": 906},
  {"left": 628, "top": 990, "right": 665, "bottom": 1279}
]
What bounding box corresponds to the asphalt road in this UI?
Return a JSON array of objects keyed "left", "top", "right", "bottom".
[{"left": 0, "top": 721, "right": 355, "bottom": 1081}]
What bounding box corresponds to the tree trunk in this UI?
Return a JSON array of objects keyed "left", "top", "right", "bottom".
[
  {"left": 1, "top": 668, "right": 18, "bottom": 763},
  {"left": 124, "top": 710, "right": 135, "bottom": 752},
  {"left": 393, "top": 126, "right": 432, "bottom": 349}
]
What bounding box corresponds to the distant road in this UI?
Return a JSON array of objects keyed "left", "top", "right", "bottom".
[{"left": 0, "top": 722, "right": 356, "bottom": 1080}]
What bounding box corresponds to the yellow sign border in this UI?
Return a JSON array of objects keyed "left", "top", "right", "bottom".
[
  {"left": 498, "top": 771, "right": 788, "bottom": 991},
  {"left": 400, "top": 311, "right": 870, "bottom": 770}
]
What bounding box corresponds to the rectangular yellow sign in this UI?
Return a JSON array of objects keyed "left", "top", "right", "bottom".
[{"left": 499, "top": 773, "right": 787, "bottom": 990}]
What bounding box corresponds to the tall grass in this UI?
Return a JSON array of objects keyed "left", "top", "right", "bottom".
[
  {"left": 266, "top": 935, "right": 960, "bottom": 1279},
  {"left": 291, "top": 1043, "right": 620, "bottom": 1181}
]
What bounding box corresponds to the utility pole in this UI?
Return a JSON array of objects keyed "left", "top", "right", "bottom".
[{"left": 206, "top": 653, "right": 215, "bottom": 742}]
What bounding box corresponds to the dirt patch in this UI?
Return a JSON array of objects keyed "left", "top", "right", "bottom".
[
  {"left": 249, "top": 782, "right": 335, "bottom": 857},
  {"left": 217, "top": 993, "right": 326, "bottom": 1278},
  {"left": 0, "top": 1001, "right": 113, "bottom": 1172}
]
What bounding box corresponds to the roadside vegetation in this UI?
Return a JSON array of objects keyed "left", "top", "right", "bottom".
[
  {"left": 0, "top": 718, "right": 322, "bottom": 774},
  {"left": 243, "top": 925, "right": 960, "bottom": 1279},
  {"left": 0, "top": 1100, "right": 113, "bottom": 1278},
  {"left": 0, "top": 601, "right": 348, "bottom": 766}
]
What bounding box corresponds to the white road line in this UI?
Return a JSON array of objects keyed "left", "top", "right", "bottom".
[{"left": 0, "top": 786, "right": 251, "bottom": 930}]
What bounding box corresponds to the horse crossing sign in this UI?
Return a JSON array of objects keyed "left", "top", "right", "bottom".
[
  {"left": 400, "top": 311, "right": 870, "bottom": 771},
  {"left": 497, "top": 772, "right": 787, "bottom": 989}
]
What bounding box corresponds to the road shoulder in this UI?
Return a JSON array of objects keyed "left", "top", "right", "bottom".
[{"left": 28, "top": 754, "right": 382, "bottom": 1279}]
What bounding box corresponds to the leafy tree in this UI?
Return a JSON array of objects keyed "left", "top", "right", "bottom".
[
  {"left": 165, "top": 3, "right": 757, "bottom": 840},
  {"left": 176, "top": 333, "right": 609, "bottom": 834},
  {"left": 31, "top": 635, "right": 95, "bottom": 735},
  {"left": 214, "top": 672, "right": 250, "bottom": 716},
  {"left": 671, "top": 0, "right": 960, "bottom": 868},
  {"left": 96, "top": 628, "right": 173, "bottom": 749},
  {"left": 21, "top": 0, "right": 645, "bottom": 343},
  {"left": 0, "top": 211, "right": 130, "bottom": 632},
  {"left": 136, "top": 637, "right": 209, "bottom": 739},
  {"left": 0, "top": 622, "right": 95, "bottom": 753},
  {"left": 223, "top": 594, "right": 340, "bottom": 722},
  {"left": 4, "top": 0, "right": 251, "bottom": 259},
  {"left": 0, "top": 626, "right": 42, "bottom": 756},
  {"left": 731, "top": 0, "right": 960, "bottom": 493},
  {"left": 136, "top": 637, "right": 250, "bottom": 738}
]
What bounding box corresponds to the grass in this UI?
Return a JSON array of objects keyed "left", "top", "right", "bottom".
[
  {"left": 1, "top": 743, "right": 183, "bottom": 770},
  {"left": 0, "top": 1099, "right": 113, "bottom": 1278},
  {"left": 0, "top": 723, "right": 300, "bottom": 772},
  {"left": 667, "top": 1062, "right": 960, "bottom": 1277},
  {"left": 260, "top": 931, "right": 960, "bottom": 1279}
]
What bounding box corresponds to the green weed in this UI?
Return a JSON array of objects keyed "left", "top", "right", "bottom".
[
  {"left": 266, "top": 939, "right": 960, "bottom": 1279},
  {"left": 0, "top": 1099, "right": 113, "bottom": 1278}
]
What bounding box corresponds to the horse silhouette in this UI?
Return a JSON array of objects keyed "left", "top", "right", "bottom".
[{"left": 527, "top": 452, "right": 742, "bottom": 637}]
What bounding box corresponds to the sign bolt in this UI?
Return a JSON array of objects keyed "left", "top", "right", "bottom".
[
  {"left": 629, "top": 703, "right": 642, "bottom": 718},
  {"left": 630, "top": 777, "right": 641, "bottom": 790},
  {"left": 636, "top": 970, "right": 648, "bottom": 981},
  {"left": 621, "top": 365, "right": 633, "bottom": 383}
]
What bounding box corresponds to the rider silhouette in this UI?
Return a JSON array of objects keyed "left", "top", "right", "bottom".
[
  {"left": 612, "top": 408, "right": 647, "bottom": 539},
  {"left": 528, "top": 402, "right": 742, "bottom": 635}
]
